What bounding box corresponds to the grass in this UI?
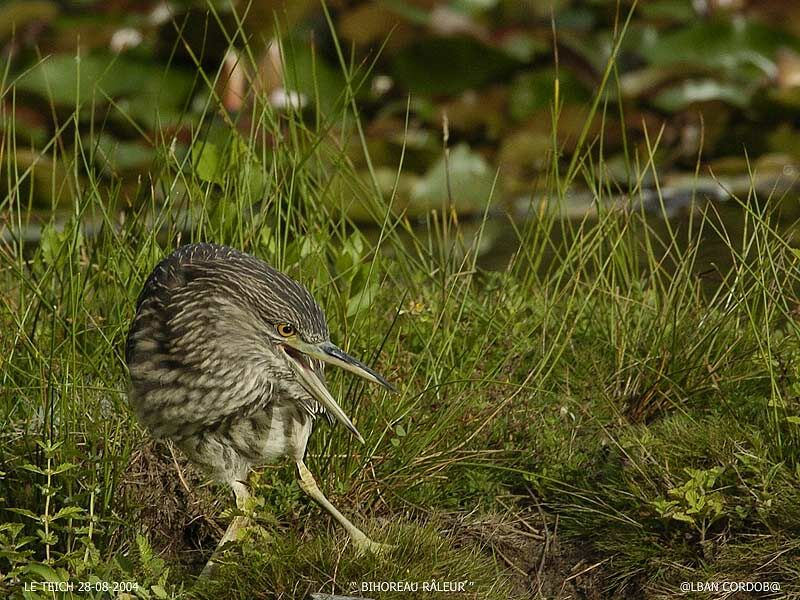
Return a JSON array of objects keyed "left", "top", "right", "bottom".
[{"left": 2, "top": 9, "right": 800, "bottom": 600}]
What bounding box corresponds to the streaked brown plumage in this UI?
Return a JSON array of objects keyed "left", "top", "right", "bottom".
[{"left": 125, "top": 243, "right": 394, "bottom": 574}]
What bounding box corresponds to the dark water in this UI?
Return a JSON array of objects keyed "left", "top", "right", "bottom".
[
  {"left": 472, "top": 200, "right": 800, "bottom": 283},
  {"left": 6, "top": 199, "right": 799, "bottom": 291}
]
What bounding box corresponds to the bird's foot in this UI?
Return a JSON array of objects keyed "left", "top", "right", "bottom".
[
  {"left": 198, "top": 558, "right": 218, "bottom": 579},
  {"left": 352, "top": 536, "right": 394, "bottom": 556},
  {"left": 197, "top": 515, "right": 252, "bottom": 579}
]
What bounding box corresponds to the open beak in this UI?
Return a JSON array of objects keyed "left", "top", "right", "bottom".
[{"left": 282, "top": 340, "right": 396, "bottom": 444}]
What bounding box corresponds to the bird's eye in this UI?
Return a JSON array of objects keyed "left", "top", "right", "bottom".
[{"left": 276, "top": 323, "right": 296, "bottom": 337}]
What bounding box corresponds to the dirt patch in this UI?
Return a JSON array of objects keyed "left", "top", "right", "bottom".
[
  {"left": 118, "top": 439, "right": 224, "bottom": 569},
  {"left": 448, "top": 509, "right": 624, "bottom": 599}
]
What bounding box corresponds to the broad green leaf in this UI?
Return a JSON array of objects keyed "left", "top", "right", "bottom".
[
  {"left": 412, "top": 144, "right": 495, "bottom": 213},
  {"left": 15, "top": 52, "right": 195, "bottom": 121},
  {"left": 347, "top": 283, "right": 378, "bottom": 317},
  {"left": 391, "top": 36, "right": 518, "bottom": 95},
  {"left": 641, "top": 20, "right": 800, "bottom": 75},
  {"left": 7, "top": 508, "right": 40, "bottom": 521},
  {"left": 192, "top": 141, "right": 223, "bottom": 185},
  {"left": 52, "top": 506, "right": 85, "bottom": 521},
  {"left": 16, "top": 53, "right": 151, "bottom": 106},
  {"left": 671, "top": 511, "right": 695, "bottom": 524},
  {"left": 652, "top": 79, "right": 751, "bottom": 110},
  {"left": 93, "top": 135, "right": 155, "bottom": 173},
  {"left": 509, "top": 69, "right": 589, "bottom": 122},
  {"left": 24, "top": 562, "right": 65, "bottom": 582},
  {"left": 19, "top": 463, "right": 45, "bottom": 475}
]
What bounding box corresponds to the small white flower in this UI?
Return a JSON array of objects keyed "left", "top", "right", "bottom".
[
  {"left": 110, "top": 28, "right": 143, "bottom": 53},
  {"left": 371, "top": 75, "right": 393, "bottom": 96},
  {"left": 269, "top": 88, "right": 308, "bottom": 111},
  {"left": 148, "top": 2, "right": 175, "bottom": 26}
]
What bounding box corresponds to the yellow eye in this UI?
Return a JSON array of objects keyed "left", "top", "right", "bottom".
[{"left": 276, "top": 323, "right": 296, "bottom": 337}]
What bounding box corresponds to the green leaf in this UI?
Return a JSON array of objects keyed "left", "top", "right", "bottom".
[
  {"left": 34, "top": 439, "right": 63, "bottom": 453},
  {"left": 509, "top": 69, "right": 589, "bottom": 122},
  {"left": 671, "top": 511, "right": 695, "bottom": 524},
  {"left": 641, "top": 20, "right": 800, "bottom": 75},
  {"left": 19, "top": 463, "right": 45, "bottom": 475},
  {"left": 347, "top": 283, "right": 378, "bottom": 317},
  {"left": 36, "top": 529, "right": 58, "bottom": 545},
  {"left": 391, "top": 36, "right": 519, "bottom": 95},
  {"left": 786, "top": 415, "right": 800, "bottom": 425},
  {"left": 652, "top": 79, "right": 751, "bottom": 110},
  {"left": 192, "top": 141, "right": 223, "bottom": 185},
  {"left": 14, "top": 52, "right": 195, "bottom": 130},
  {"left": 24, "top": 562, "right": 64, "bottom": 582},
  {"left": 6, "top": 508, "right": 40, "bottom": 521},
  {"left": 51, "top": 462, "right": 78, "bottom": 475},
  {"left": 93, "top": 134, "right": 155, "bottom": 173},
  {"left": 52, "top": 506, "right": 85, "bottom": 521},
  {"left": 15, "top": 53, "right": 145, "bottom": 106},
  {"left": 412, "top": 144, "right": 496, "bottom": 213}
]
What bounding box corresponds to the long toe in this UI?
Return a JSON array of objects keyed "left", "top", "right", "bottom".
[
  {"left": 198, "top": 558, "right": 218, "bottom": 579},
  {"left": 352, "top": 537, "right": 395, "bottom": 556}
]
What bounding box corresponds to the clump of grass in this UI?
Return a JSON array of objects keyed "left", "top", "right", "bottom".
[
  {"left": 511, "top": 194, "right": 800, "bottom": 595},
  {"left": 203, "top": 519, "right": 524, "bottom": 599}
]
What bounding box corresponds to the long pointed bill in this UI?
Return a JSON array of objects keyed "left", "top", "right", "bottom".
[
  {"left": 311, "top": 342, "right": 398, "bottom": 393},
  {"left": 284, "top": 347, "right": 366, "bottom": 444},
  {"left": 281, "top": 340, "right": 396, "bottom": 443}
]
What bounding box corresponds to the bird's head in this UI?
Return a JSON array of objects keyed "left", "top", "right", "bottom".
[{"left": 255, "top": 269, "right": 396, "bottom": 444}]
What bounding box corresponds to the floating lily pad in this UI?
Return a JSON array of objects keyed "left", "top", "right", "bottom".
[
  {"left": 93, "top": 134, "right": 155, "bottom": 174},
  {"left": 509, "top": 69, "right": 590, "bottom": 122},
  {"left": 14, "top": 52, "right": 195, "bottom": 121},
  {"left": 390, "top": 36, "right": 519, "bottom": 95},
  {"left": 641, "top": 20, "right": 800, "bottom": 76},
  {"left": 16, "top": 53, "right": 147, "bottom": 106},
  {"left": 496, "top": 31, "right": 548, "bottom": 62},
  {"left": 411, "top": 143, "right": 497, "bottom": 213},
  {"left": 653, "top": 79, "right": 752, "bottom": 110},
  {"left": 118, "top": 68, "right": 196, "bottom": 130}
]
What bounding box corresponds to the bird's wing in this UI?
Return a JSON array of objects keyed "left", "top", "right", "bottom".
[{"left": 126, "top": 253, "right": 280, "bottom": 439}]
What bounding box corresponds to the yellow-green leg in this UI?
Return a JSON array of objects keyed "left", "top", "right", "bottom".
[
  {"left": 296, "top": 461, "right": 391, "bottom": 555},
  {"left": 199, "top": 481, "right": 251, "bottom": 578}
]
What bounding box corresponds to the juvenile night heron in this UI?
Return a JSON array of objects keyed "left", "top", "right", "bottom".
[{"left": 125, "top": 243, "right": 394, "bottom": 573}]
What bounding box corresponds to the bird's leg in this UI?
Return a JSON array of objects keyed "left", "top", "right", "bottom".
[
  {"left": 295, "top": 461, "right": 391, "bottom": 555},
  {"left": 220, "top": 480, "right": 252, "bottom": 544},
  {"left": 199, "top": 480, "right": 251, "bottom": 578}
]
